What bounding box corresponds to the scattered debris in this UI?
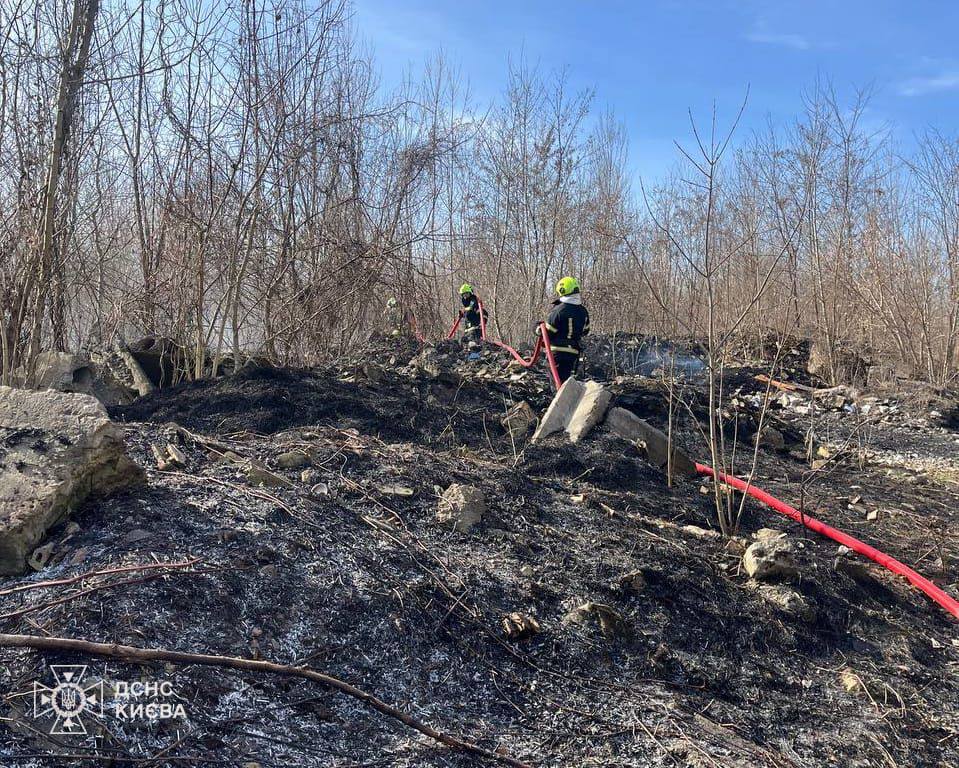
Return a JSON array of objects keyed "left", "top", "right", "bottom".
[
  {"left": 562, "top": 601, "right": 628, "bottom": 640},
  {"left": 501, "top": 401, "right": 537, "bottom": 443},
  {"left": 755, "top": 584, "right": 816, "bottom": 622},
  {"left": 152, "top": 442, "right": 187, "bottom": 471},
  {"left": 502, "top": 612, "right": 540, "bottom": 641}
]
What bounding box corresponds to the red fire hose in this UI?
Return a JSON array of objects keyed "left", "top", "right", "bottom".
[
  {"left": 418, "top": 300, "right": 959, "bottom": 620},
  {"left": 697, "top": 463, "right": 959, "bottom": 619},
  {"left": 411, "top": 300, "right": 561, "bottom": 386},
  {"left": 445, "top": 315, "right": 462, "bottom": 340},
  {"left": 477, "top": 302, "right": 562, "bottom": 388}
]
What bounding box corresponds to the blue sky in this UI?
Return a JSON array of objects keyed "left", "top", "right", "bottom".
[{"left": 351, "top": 0, "right": 959, "bottom": 180}]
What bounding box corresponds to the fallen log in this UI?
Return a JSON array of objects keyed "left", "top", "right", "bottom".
[{"left": 0, "top": 632, "right": 532, "bottom": 768}]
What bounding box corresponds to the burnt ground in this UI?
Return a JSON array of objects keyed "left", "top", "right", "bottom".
[{"left": 1, "top": 339, "right": 958, "bottom": 767}]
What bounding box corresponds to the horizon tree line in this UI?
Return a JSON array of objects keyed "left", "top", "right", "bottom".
[{"left": 1, "top": 0, "right": 957, "bottom": 388}]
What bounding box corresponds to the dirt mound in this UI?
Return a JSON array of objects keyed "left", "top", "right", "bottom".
[{"left": 112, "top": 365, "right": 393, "bottom": 436}]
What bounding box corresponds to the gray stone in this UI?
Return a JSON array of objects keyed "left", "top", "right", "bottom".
[
  {"left": 122, "top": 528, "right": 153, "bottom": 545},
  {"left": 412, "top": 348, "right": 458, "bottom": 384},
  {"left": 756, "top": 585, "right": 815, "bottom": 622},
  {"left": 743, "top": 537, "right": 799, "bottom": 581},
  {"left": 245, "top": 464, "right": 293, "bottom": 488},
  {"left": 617, "top": 570, "right": 647, "bottom": 594},
  {"left": 437, "top": 484, "right": 485, "bottom": 532},
  {"left": 605, "top": 407, "right": 698, "bottom": 477},
  {"left": 259, "top": 564, "right": 279, "bottom": 579},
  {"left": 10, "top": 351, "right": 136, "bottom": 406},
  {"left": 532, "top": 379, "right": 611, "bottom": 444},
  {"left": 309, "top": 482, "right": 330, "bottom": 496},
  {"left": 758, "top": 426, "right": 785, "bottom": 451},
  {"left": 0, "top": 387, "right": 144, "bottom": 575},
  {"left": 501, "top": 401, "right": 537, "bottom": 443},
  {"left": 754, "top": 528, "right": 785, "bottom": 542},
  {"left": 27, "top": 542, "right": 56, "bottom": 571},
  {"left": 276, "top": 450, "right": 310, "bottom": 469}
]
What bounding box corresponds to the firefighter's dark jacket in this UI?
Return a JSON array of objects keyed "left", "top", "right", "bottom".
[
  {"left": 544, "top": 299, "right": 590, "bottom": 355},
  {"left": 460, "top": 294, "right": 487, "bottom": 332}
]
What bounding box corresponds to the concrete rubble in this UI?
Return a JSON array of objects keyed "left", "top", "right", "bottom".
[
  {"left": 9, "top": 350, "right": 139, "bottom": 406},
  {"left": 530, "top": 377, "right": 698, "bottom": 478},
  {"left": 0, "top": 386, "right": 143, "bottom": 575},
  {"left": 532, "top": 378, "right": 612, "bottom": 443},
  {"left": 605, "top": 406, "right": 698, "bottom": 477}
]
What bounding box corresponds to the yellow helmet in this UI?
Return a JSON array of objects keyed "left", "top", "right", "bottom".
[
  {"left": 556, "top": 276, "right": 580, "bottom": 296},
  {"left": 459, "top": 283, "right": 474, "bottom": 295}
]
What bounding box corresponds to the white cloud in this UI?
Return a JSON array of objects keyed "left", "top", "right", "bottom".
[
  {"left": 898, "top": 71, "right": 959, "bottom": 97},
  {"left": 744, "top": 30, "right": 810, "bottom": 51}
]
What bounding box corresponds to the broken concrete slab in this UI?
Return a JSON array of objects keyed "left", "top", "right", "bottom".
[
  {"left": 0, "top": 386, "right": 144, "bottom": 575},
  {"left": 126, "top": 336, "right": 186, "bottom": 388},
  {"left": 533, "top": 378, "right": 586, "bottom": 441},
  {"left": 567, "top": 383, "right": 613, "bottom": 442},
  {"left": 604, "top": 407, "right": 698, "bottom": 477},
  {"left": 532, "top": 378, "right": 612, "bottom": 444},
  {"left": 10, "top": 350, "right": 138, "bottom": 406}
]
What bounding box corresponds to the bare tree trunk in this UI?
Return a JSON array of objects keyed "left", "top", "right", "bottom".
[{"left": 27, "top": 0, "right": 100, "bottom": 376}]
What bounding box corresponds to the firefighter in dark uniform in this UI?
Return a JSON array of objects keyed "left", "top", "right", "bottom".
[
  {"left": 458, "top": 283, "right": 487, "bottom": 342},
  {"left": 543, "top": 276, "right": 589, "bottom": 383}
]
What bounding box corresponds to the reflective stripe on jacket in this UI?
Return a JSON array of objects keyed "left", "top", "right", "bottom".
[{"left": 544, "top": 300, "right": 589, "bottom": 355}]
